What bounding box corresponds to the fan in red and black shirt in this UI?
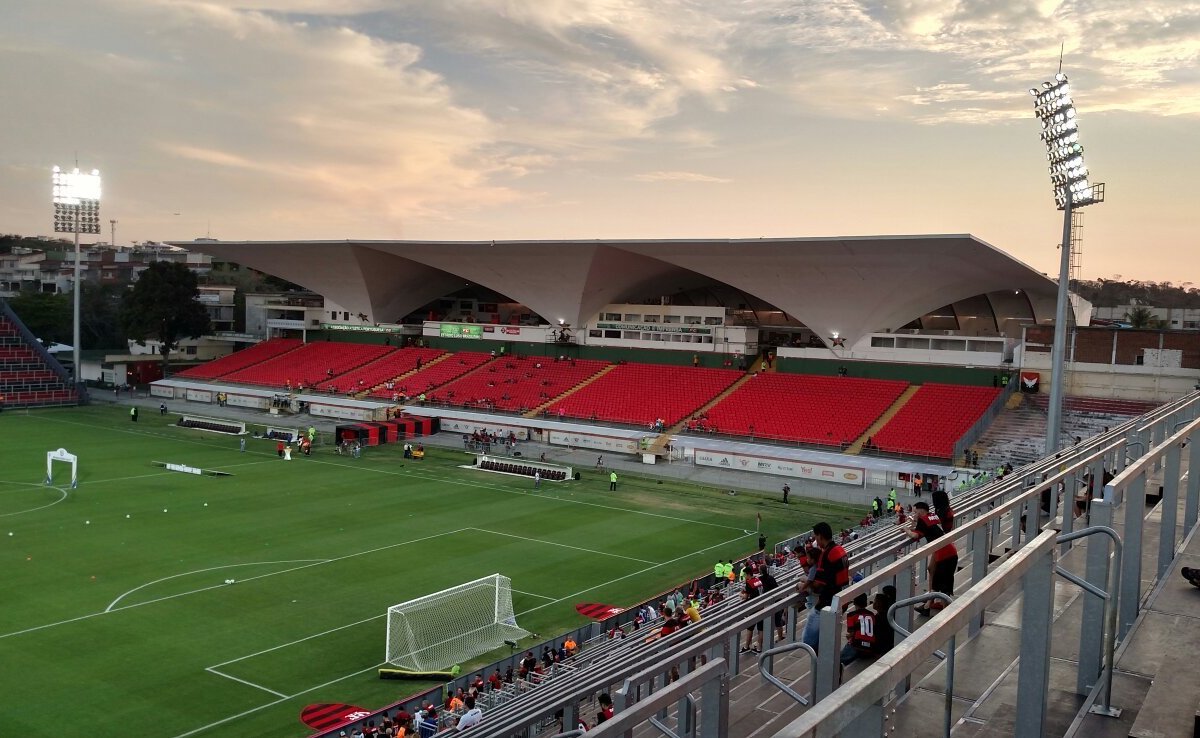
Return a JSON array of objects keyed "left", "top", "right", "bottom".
[
  {"left": 811, "top": 522, "right": 849, "bottom": 609},
  {"left": 909, "top": 500, "right": 958, "bottom": 615},
  {"left": 840, "top": 593, "right": 876, "bottom": 666}
]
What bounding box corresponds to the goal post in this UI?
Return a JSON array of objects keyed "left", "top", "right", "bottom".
[
  {"left": 46, "top": 448, "right": 78, "bottom": 489},
  {"left": 385, "top": 573, "right": 529, "bottom": 672}
]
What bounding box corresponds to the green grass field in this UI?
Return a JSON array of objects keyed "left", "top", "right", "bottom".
[{"left": 0, "top": 405, "right": 859, "bottom": 737}]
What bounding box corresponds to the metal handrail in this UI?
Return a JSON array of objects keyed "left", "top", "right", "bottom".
[
  {"left": 889, "top": 593, "right": 956, "bottom": 738},
  {"left": 758, "top": 641, "right": 817, "bottom": 706},
  {"left": 779, "top": 531, "right": 1059, "bottom": 738},
  {"left": 1054, "top": 525, "right": 1123, "bottom": 717},
  {"left": 587, "top": 658, "right": 729, "bottom": 738}
]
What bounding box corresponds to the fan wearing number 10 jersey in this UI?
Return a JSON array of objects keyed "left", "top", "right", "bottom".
[{"left": 839, "top": 593, "right": 876, "bottom": 666}]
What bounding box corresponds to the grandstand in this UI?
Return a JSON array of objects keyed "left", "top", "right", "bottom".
[
  {"left": 433, "top": 355, "right": 607, "bottom": 412},
  {"left": 376, "top": 350, "right": 492, "bottom": 400},
  {"left": 545, "top": 363, "right": 742, "bottom": 426},
  {"left": 702, "top": 373, "right": 909, "bottom": 446},
  {"left": 870, "top": 382, "right": 1002, "bottom": 459},
  {"left": 175, "top": 337, "right": 302, "bottom": 379},
  {"left": 313, "top": 346, "right": 444, "bottom": 394},
  {"left": 220, "top": 340, "right": 395, "bottom": 388},
  {"left": 0, "top": 299, "right": 80, "bottom": 408}
]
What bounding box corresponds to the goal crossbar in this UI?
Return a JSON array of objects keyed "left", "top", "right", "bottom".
[{"left": 385, "top": 573, "right": 528, "bottom": 672}]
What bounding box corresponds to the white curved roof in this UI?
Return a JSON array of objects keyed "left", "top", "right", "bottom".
[{"left": 181, "top": 234, "right": 1061, "bottom": 347}]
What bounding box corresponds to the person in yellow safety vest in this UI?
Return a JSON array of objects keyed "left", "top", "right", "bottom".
[
  {"left": 714, "top": 560, "right": 723, "bottom": 579},
  {"left": 609, "top": 471, "right": 618, "bottom": 491},
  {"left": 887, "top": 488, "right": 898, "bottom": 514}
]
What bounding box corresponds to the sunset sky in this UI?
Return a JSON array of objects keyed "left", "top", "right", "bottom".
[{"left": 1, "top": 1, "right": 1198, "bottom": 285}]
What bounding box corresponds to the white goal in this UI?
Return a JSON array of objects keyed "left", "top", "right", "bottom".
[{"left": 385, "top": 573, "right": 529, "bottom": 672}]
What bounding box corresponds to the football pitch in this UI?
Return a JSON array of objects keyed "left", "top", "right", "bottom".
[{"left": 0, "top": 405, "right": 860, "bottom": 738}]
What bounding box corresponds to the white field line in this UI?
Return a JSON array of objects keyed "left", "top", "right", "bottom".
[
  {"left": 105, "top": 559, "right": 329, "bottom": 612},
  {"left": 209, "top": 613, "right": 386, "bottom": 669},
  {"left": 0, "top": 527, "right": 471, "bottom": 642},
  {"left": 470, "top": 527, "right": 658, "bottom": 565},
  {"left": 204, "top": 666, "right": 288, "bottom": 699},
  {"left": 0, "top": 482, "right": 68, "bottom": 517},
  {"left": 171, "top": 662, "right": 388, "bottom": 738},
  {"left": 21, "top": 412, "right": 746, "bottom": 532},
  {"left": 511, "top": 588, "right": 556, "bottom": 601},
  {"left": 174, "top": 531, "right": 749, "bottom": 737}
]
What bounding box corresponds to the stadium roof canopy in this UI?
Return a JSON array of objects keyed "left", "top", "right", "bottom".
[{"left": 180, "top": 235, "right": 1062, "bottom": 347}]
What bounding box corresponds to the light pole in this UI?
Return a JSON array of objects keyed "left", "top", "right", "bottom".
[
  {"left": 52, "top": 166, "right": 102, "bottom": 386},
  {"left": 1029, "top": 73, "right": 1104, "bottom": 454}
]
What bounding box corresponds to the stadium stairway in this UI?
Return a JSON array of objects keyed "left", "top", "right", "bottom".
[
  {"left": 971, "top": 396, "right": 1048, "bottom": 471},
  {"left": 523, "top": 364, "right": 618, "bottom": 418},
  {"left": 845, "top": 384, "right": 921, "bottom": 455},
  {"left": 356, "top": 351, "right": 451, "bottom": 398},
  {"left": 645, "top": 373, "right": 756, "bottom": 456}
]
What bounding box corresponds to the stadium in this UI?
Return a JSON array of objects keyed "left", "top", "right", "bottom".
[{"left": 1, "top": 229, "right": 1199, "bottom": 738}]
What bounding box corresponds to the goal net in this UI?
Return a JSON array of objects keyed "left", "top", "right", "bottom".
[{"left": 385, "top": 573, "right": 529, "bottom": 672}]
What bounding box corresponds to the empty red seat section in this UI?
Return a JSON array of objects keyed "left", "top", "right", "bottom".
[
  {"left": 176, "top": 338, "right": 302, "bottom": 379},
  {"left": 703, "top": 373, "right": 908, "bottom": 446},
  {"left": 545, "top": 364, "right": 742, "bottom": 426},
  {"left": 871, "top": 383, "right": 1002, "bottom": 459}
]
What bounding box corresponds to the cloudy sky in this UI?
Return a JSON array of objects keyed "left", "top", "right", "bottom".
[{"left": 1, "top": 0, "right": 1198, "bottom": 284}]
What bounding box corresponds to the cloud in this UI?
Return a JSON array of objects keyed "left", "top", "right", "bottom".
[
  {"left": 0, "top": 0, "right": 519, "bottom": 238},
  {"left": 631, "top": 170, "right": 732, "bottom": 183}
]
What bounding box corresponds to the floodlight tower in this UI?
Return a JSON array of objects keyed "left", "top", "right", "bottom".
[
  {"left": 51, "top": 166, "right": 102, "bottom": 386},
  {"left": 1030, "top": 73, "right": 1104, "bottom": 454}
]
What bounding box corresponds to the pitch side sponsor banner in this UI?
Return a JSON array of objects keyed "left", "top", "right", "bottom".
[
  {"left": 150, "top": 384, "right": 174, "bottom": 398},
  {"left": 440, "top": 417, "right": 529, "bottom": 440},
  {"left": 693, "top": 449, "right": 864, "bottom": 486},
  {"left": 185, "top": 388, "right": 213, "bottom": 403},
  {"left": 548, "top": 430, "right": 639, "bottom": 454}
]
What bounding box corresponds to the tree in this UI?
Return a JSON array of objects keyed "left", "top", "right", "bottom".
[
  {"left": 1125, "top": 306, "right": 1163, "bottom": 329},
  {"left": 7, "top": 291, "right": 71, "bottom": 346},
  {"left": 80, "top": 282, "right": 127, "bottom": 349},
  {"left": 120, "top": 261, "right": 211, "bottom": 376}
]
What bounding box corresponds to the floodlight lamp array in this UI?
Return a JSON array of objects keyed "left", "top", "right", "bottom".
[
  {"left": 51, "top": 166, "right": 102, "bottom": 234},
  {"left": 1030, "top": 73, "right": 1100, "bottom": 209}
]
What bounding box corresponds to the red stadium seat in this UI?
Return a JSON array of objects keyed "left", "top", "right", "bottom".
[
  {"left": 545, "top": 363, "right": 742, "bottom": 426},
  {"left": 702, "top": 373, "right": 909, "bottom": 446},
  {"left": 430, "top": 356, "right": 607, "bottom": 412},
  {"left": 176, "top": 338, "right": 302, "bottom": 379},
  {"left": 871, "top": 383, "right": 1003, "bottom": 459}
]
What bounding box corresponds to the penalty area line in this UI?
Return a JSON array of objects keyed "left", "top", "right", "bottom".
[
  {"left": 469, "top": 527, "right": 658, "bottom": 565},
  {"left": 171, "top": 662, "right": 388, "bottom": 738},
  {"left": 204, "top": 666, "right": 288, "bottom": 699},
  {"left": 176, "top": 530, "right": 750, "bottom": 736}
]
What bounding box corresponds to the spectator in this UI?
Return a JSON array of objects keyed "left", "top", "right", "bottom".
[
  {"left": 456, "top": 695, "right": 482, "bottom": 729},
  {"left": 596, "top": 693, "right": 614, "bottom": 724},
  {"left": 415, "top": 706, "right": 437, "bottom": 738},
  {"left": 803, "top": 522, "right": 848, "bottom": 651},
  {"left": 738, "top": 583, "right": 762, "bottom": 654},
  {"left": 908, "top": 502, "right": 957, "bottom": 616},
  {"left": 840, "top": 593, "right": 876, "bottom": 666},
  {"left": 872, "top": 587, "right": 897, "bottom": 656},
  {"left": 760, "top": 565, "right": 784, "bottom": 641}
]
